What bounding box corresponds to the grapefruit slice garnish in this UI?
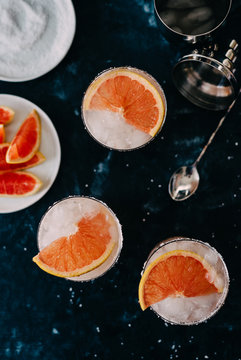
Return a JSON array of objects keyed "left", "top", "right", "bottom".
[
  {"left": 83, "top": 68, "right": 166, "bottom": 136},
  {"left": 0, "top": 171, "right": 42, "bottom": 197},
  {"left": 138, "top": 250, "right": 223, "bottom": 311},
  {"left": 0, "top": 106, "right": 15, "bottom": 125},
  {"left": 6, "top": 109, "right": 41, "bottom": 164},
  {"left": 0, "top": 143, "right": 45, "bottom": 171},
  {"left": 33, "top": 212, "right": 116, "bottom": 278},
  {"left": 0, "top": 125, "right": 5, "bottom": 143}
]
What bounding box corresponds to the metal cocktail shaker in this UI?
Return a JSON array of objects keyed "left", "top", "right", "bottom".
[
  {"left": 172, "top": 39, "right": 239, "bottom": 110},
  {"left": 154, "top": 0, "right": 239, "bottom": 110},
  {"left": 154, "top": 0, "right": 232, "bottom": 44}
]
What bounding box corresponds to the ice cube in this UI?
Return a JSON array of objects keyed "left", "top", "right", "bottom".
[{"left": 84, "top": 110, "right": 152, "bottom": 150}]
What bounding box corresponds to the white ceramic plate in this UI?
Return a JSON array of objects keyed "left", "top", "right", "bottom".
[
  {"left": 0, "top": 94, "right": 61, "bottom": 213},
  {"left": 0, "top": 0, "right": 76, "bottom": 82}
]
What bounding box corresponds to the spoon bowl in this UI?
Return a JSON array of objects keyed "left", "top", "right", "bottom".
[{"left": 168, "top": 165, "right": 200, "bottom": 201}]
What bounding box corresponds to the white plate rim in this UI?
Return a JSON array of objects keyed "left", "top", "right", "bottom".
[
  {"left": 0, "top": 94, "right": 61, "bottom": 213},
  {"left": 0, "top": 0, "right": 76, "bottom": 82}
]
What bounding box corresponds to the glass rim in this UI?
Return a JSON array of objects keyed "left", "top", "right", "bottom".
[
  {"left": 81, "top": 66, "right": 167, "bottom": 152},
  {"left": 143, "top": 236, "right": 230, "bottom": 325},
  {"left": 37, "top": 195, "right": 123, "bottom": 282}
]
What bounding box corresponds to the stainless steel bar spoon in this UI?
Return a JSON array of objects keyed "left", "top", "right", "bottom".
[{"left": 168, "top": 96, "right": 238, "bottom": 201}]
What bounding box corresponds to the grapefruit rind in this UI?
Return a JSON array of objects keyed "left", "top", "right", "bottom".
[
  {"left": 32, "top": 238, "right": 116, "bottom": 278},
  {"left": 0, "top": 106, "right": 15, "bottom": 125},
  {"left": 138, "top": 250, "right": 223, "bottom": 311},
  {"left": 0, "top": 171, "right": 42, "bottom": 197},
  {"left": 6, "top": 109, "right": 41, "bottom": 164},
  {"left": 83, "top": 68, "right": 165, "bottom": 137}
]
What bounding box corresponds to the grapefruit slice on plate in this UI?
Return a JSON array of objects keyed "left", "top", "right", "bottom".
[
  {"left": 6, "top": 109, "right": 41, "bottom": 164},
  {"left": 33, "top": 212, "right": 116, "bottom": 278},
  {"left": 0, "top": 125, "right": 5, "bottom": 143},
  {"left": 83, "top": 68, "right": 166, "bottom": 137},
  {"left": 0, "top": 171, "right": 42, "bottom": 197},
  {"left": 138, "top": 250, "right": 223, "bottom": 311},
  {"left": 0, "top": 106, "right": 15, "bottom": 125},
  {"left": 0, "top": 143, "right": 45, "bottom": 171}
]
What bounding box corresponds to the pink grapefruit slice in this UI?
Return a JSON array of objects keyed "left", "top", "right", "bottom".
[
  {"left": 0, "top": 171, "right": 42, "bottom": 197},
  {"left": 33, "top": 212, "right": 116, "bottom": 278},
  {"left": 6, "top": 110, "right": 41, "bottom": 164},
  {"left": 0, "top": 143, "right": 45, "bottom": 171},
  {"left": 0, "top": 125, "right": 5, "bottom": 143},
  {"left": 83, "top": 68, "right": 166, "bottom": 136},
  {"left": 139, "top": 250, "right": 222, "bottom": 311},
  {"left": 0, "top": 106, "right": 15, "bottom": 125}
]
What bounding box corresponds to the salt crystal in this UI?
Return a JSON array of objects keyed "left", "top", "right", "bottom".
[
  {"left": 52, "top": 328, "right": 59, "bottom": 335},
  {"left": 0, "top": 0, "right": 75, "bottom": 79}
]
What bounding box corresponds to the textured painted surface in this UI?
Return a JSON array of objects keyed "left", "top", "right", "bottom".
[{"left": 0, "top": 0, "right": 241, "bottom": 359}]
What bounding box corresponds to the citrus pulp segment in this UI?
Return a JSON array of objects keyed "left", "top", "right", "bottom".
[
  {"left": 6, "top": 110, "right": 41, "bottom": 164},
  {"left": 34, "top": 197, "right": 123, "bottom": 280},
  {"left": 0, "top": 125, "right": 5, "bottom": 143},
  {"left": 0, "top": 171, "right": 42, "bottom": 197},
  {"left": 0, "top": 143, "right": 45, "bottom": 171},
  {"left": 82, "top": 67, "right": 166, "bottom": 150},
  {"left": 0, "top": 106, "right": 15, "bottom": 125},
  {"left": 139, "top": 250, "right": 222, "bottom": 311}
]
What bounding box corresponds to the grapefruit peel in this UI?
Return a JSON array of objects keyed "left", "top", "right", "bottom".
[
  {"left": 138, "top": 250, "right": 223, "bottom": 311},
  {"left": 83, "top": 68, "right": 166, "bottom": 137}
]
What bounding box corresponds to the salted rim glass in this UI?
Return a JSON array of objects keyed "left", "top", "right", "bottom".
[
  {"left": 81, "top": 66, "right": 167, "bottom": 152},
  {"left": 37, "top": 195, "right": 123, "bottom": 282},
  {"left": 141, "top": 237, "right": 229, "bottom": 325}
]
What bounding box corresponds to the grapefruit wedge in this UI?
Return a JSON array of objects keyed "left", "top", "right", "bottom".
[
  {"left": 139, "top": 250, "right": 223, "bottom": 311},
  {"left": 83, "top": 68, "right": 166, "bottom": 136},
  {"left": 33, "top": 212, "right": 116, "bottom": 278},
  {"left": 0, "top": 125, "right": 5, "bottom": 143},
  {"left": 0, "top": 143, "right": 45, "bottom": 171},
  {"left": 6, "top": 110, "right": 41, "bottom": 164},
  {"left": 0, "top": 106, "right": 15, "bottom": 125},
  {"left": 0, "top": 171, "right": 42, "bottom": 197}
]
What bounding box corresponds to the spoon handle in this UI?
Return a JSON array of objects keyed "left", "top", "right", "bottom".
[{"left": 194, "top": 96, "right": 239, "bottom": 166}]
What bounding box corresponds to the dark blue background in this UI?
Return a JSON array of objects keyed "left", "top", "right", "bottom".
[{"left": 0, "top": 0, "right": 241, "bottom": 359}]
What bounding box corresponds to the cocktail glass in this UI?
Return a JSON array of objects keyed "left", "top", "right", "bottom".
[
  {"left": 37, "top": 196, "right": 123, "bottom": 281},
  {"left": 141, "top": 237, "right": 229, "bottom": 325},
  {"left": 82, "top": 66, "right": 167, "bottom": 151}
]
